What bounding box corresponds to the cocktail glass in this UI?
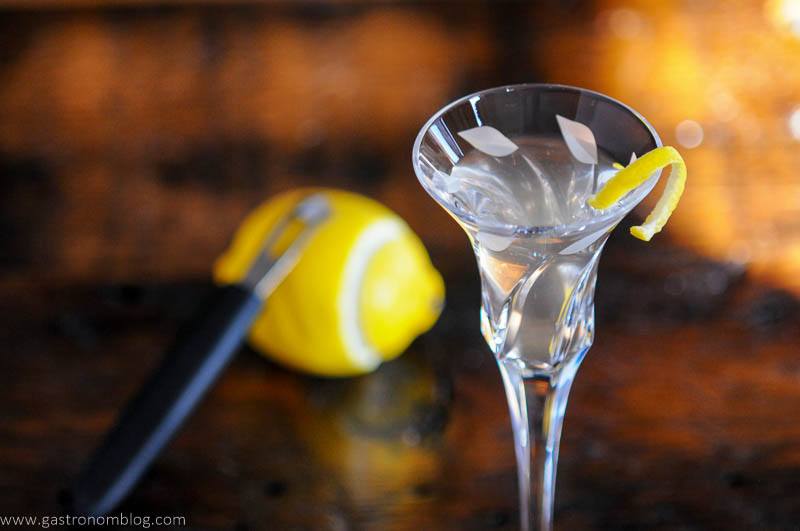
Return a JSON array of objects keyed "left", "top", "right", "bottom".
[{"left": 412, "top": 84, "right": 662, "bottom": 531}]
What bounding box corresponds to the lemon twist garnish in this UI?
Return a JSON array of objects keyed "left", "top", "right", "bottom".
[{"left": 588, "top": 146, "right": 686, "bottom": 242}]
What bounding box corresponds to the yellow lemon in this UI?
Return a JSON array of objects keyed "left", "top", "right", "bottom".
[{"left": 214, "top": 188, "right": 444, "bottom": 377}]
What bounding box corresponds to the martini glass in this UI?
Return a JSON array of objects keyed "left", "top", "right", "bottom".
[{"left": 412, "top": 84, "right": 662, "bottom": 531}]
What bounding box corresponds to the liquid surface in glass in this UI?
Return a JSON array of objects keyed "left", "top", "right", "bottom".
[
  {"left": 447, "top": 135, "right": 619, "bottom": 228},
  {"left": 441, "top": 135, "right": 624, "bottom": 370}
]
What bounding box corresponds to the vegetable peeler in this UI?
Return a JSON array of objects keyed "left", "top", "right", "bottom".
[{"left": 67, "top": 194, "right": 330, "bottom": 516}]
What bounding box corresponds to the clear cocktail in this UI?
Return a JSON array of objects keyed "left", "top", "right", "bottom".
[{"left": 413, "top": 84, "right": 675, "bottom": 530}]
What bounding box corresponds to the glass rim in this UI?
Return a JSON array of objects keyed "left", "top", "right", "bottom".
[{"left": 411, "top": 83, "right": 664, "bottom": 237}]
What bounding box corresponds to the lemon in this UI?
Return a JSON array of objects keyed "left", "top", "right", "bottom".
[
  {"left": 588, "top": 146, "right": 687, "bottom": 241},
  {"left": 214, "top": 188, "right": 444, "bottom": 377}
]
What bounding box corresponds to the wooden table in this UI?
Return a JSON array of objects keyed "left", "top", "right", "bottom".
[{"left": 3, "top": 233, "right": 800, "bottom": 529}]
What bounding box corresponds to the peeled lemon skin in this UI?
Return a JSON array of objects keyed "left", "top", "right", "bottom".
[
  {"left": 588, "top": 146, "right": 687, "bottom": 242},
  {"left": 214, "top": 188, "right": 444, "bottom": 377}
]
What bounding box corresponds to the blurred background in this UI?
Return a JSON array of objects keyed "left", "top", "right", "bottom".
[{"left": 2, "top": 0, "right": 800, "bottom": 529}]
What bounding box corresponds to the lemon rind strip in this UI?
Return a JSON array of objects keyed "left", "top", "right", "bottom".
[{"left": 587, "top": 146, "right": 686, "bottom": 242}]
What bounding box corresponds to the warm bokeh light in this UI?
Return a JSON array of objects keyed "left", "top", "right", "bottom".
[
  {"left": 0, "top": 10, "right": 492, "bottom": 279},
  {"left": 766, "top": 0, "right": 800, "bottom": 36},
  {"left": 1, "top": 1, "right": 799, "bottom": 296},
  {"left": 789, "top": 106, "right": 800, "bottom": 139},
  {"left": 537, "top": 0, "right": 800, "bottom": 294},
  {"left": 675, "top": 120, "right": 704, "bottom": 149}
]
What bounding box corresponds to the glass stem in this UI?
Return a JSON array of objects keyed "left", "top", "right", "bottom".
[{"left": 497, "top": 350, "right": 586, "bottom": 531}]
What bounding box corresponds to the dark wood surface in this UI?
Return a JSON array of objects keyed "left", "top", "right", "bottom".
[
  {"left": 4, "top": 240, "right": 800, "bottom": 529},
  {"left": 2, "top": 1, "right": 800, "bottom": 529}
]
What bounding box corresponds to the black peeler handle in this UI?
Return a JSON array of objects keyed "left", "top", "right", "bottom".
[{"left": 68, "top": 283, "right": 262, "bottom": 516}]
